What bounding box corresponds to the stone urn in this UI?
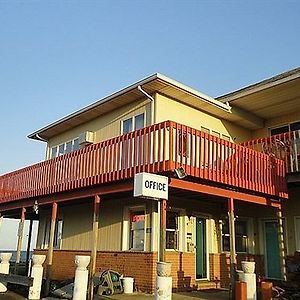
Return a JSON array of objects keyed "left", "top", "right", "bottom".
[
  {"left": 31, "top": 254, "right": 46, "bottom": 266},
  {"left": 241, "top": 261, "right": 255, "bottom": 273},
  {"left": 75, "top": 255, "right": 90, "bottom": 270},
  {"left": 157, "top": 262, "right": 172, "bottom": 277},
  {"left": 0, "top": 253, "right": 12, "bottom": 263}
]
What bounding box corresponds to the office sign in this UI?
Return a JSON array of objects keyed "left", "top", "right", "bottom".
[{"left": 134, "top": 172, "right": 168, "bottom": 200}]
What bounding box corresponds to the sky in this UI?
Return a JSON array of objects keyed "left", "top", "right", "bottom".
[{"left": 0, "top": 0, "right": 299, "bottom": 249}]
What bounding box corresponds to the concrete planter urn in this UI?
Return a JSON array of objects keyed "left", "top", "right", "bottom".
[
  {"left": 31, "top": 254, "right": 46, "bottom": 266},
  {"left": 157, "top": 262, "right": 172, "bottom": 277},
  {"left": 74, "top": 255, "right": 90, "bottom": 271},
  {"left": 241, "top": 261, "right": 255, "bottom": 274},
  {"left": 0, "top": 253, "right": 12, "bottom": 264}
]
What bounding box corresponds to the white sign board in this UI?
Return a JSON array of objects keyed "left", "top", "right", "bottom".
[{"left": 134, "top": 172, "right": 168, "bottom": 200}]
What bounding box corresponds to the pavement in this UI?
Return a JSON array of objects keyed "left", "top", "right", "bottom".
[{"left": 0, "top": 289, "right": 229, "bottom": 300}]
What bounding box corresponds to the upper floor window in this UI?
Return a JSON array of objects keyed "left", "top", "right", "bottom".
[
  {"left": 122, "top": 113, "right": 145, "bottom": 134},
  {"left": 51, "top": 138, "right": 79, "bottom": 159},
  {"left": 270, "top": 121, "right": 300, "bottom": 136}
]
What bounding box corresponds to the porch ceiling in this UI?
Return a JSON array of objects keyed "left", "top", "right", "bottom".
[{"left": 218, "top": 67, "right": 300, "bottom": 126}]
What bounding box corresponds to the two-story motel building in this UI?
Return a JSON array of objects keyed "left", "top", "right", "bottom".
[{"left": 0, "top": 68, "right": 300, "bottom": 292}]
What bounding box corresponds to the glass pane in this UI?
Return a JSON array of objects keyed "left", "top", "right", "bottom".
[
  {"left": 130, "top": 211, "right": 145, "bottom": 250},
  {"left": 201, "top": 127, "right": 210, "bottom": 134},
  {"left": 290, "top": 121, "right": 300, "bottom": 131},
  {"left": 236, "top": 236, "right": 247, "bottom": 252},
  {"left": 58, "top": 144, "right": 65, "bottom": 156},
  {"left": 65, "top": 141, "right": 72, "bottom": 154},
  {"left": 270, "top": 126, "right": 289, "bottom": 136},
  {"left": 236, "top": 220, "right": 247, "bottom": 235},
  {"left": 211, "top": 131, "right": 220, "bottom": 138},
  {"left": 135, "top": 114, "right": 144, "bottom": 130},
  {"left": 222, "top": 235, "right": 230, "bottom": 252},
  {"left": 222, "top": 135, "right": 231, "bottom": 141},
  {"left": 51, "top": 147, "right": 58, "bottom": 159},
  {"left": 166, "top": 230, "right": 177, "bottom": 249},
  {"left": 167, "top": 212, "right": 178, "bottom": 230},
  {"left": 73, "top": 138, "right": 79, "bottom": 151},
  {"left": 123, "top": 118, "right": 132, "bottom": 134}
]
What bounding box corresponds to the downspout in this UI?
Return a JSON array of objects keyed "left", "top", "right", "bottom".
[
  {"left": 137, "top": 85, "right": 158, "bottom": 254},
  {"left": 137, "top": 85, "right": 155, "bottom": 125},
  {"left": 34, "top": 134, "right": 50, "bottom": 159}
]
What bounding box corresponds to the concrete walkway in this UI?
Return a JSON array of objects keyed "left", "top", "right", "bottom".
[
  {"left": 95, "top": 290, "right": 229, "bottom": 300},
  {"left": 0, "top": 289, "right": 229, "bottom": 300}
]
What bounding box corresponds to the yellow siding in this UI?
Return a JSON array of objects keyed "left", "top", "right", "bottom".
[
  {"left": 252, "top": 110, "right": 300, "bottom": 139},
  {"left": 47, "top": 98, "right": 151, "bottom": 158},
  {"left": 154, "top": 93, "right": 252, "bottom": 143}
]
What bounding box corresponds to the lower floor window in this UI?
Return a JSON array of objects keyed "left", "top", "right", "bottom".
[
  {"left": 130, "top": 211, "right": 145, "bottom": 251},
  {"left": 222, "top": 219, "right": 248, "bottom": 253},
  {"left": 166, "top": 211, "right": 179, "bottom": 250}
]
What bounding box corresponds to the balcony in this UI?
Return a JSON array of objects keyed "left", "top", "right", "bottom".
[
  {"left": 241, "top": 130, "right": 300, "bottom": 174},
  {"left": 0, "top": 121, "right": 288, "bottom": 204}
]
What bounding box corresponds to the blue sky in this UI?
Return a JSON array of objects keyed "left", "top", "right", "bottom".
[{"left": 0, "top": 0, "right": 299, "bottom": 249}]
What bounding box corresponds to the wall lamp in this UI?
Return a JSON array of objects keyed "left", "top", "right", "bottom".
[{"left": 174, "top": 167, "right": 187, "bottom": 179}]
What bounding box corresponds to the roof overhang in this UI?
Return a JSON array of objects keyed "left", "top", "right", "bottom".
[
  {"left": 28, "top": 73, "right": 233, "bottom": 141},
  {"left": 217, "top": 67, "right": 300, "bottom": 128}
]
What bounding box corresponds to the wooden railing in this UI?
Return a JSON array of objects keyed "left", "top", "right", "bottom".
[
  {"left": 241, "top": 130, "right": 300, "bottom": 174},
  {"left": 0, "top": 121, "right": 288, "bottom": 203}
]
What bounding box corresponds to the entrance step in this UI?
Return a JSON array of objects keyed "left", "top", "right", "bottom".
[{"left": 195, "top": 280, "right": 219, "bottom": 290}]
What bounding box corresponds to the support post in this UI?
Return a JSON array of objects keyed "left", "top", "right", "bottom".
[
  {"left": 45, "top": 202, "right": 57, "bottom": 296},
  {"left": 15, "top": 207, "right": 26, "bottom": 273},
  {"left": 88, "top": 195, "right": 100, "bottom": 300},
  {"left": 228, "top": 198, "right": 236, "bottom": 300},
  {"left": 159, "top": 199, "right": 167, "bottom": 263},
  {"left": 25, "top": 219, "right": 34, "bottom": 275},
  {"left": 276, "top": 205, "right": 287, "bottom": 281},
  {"left": 0, "top": 253, "right": 12, "bottom": 293}
]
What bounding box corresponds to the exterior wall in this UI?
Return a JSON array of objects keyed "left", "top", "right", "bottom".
[
  {"left": 154, "top": 93, "right": 252, "bottom": 143},
  {"left": 46, "top": 97, "right": 151, "bottom": 158},
  {"left": 209, "top": 253, "right": 265, "bottom": 288},
  {"left": 33, "top": 249, "right": 195, "bottom": 293},
  {"left": 283, "top": 187, "right": 300, "bottom": 255},
  {"left": 36, "top": 198, "right": 153, "bottom": 252},
  {"left": 252, "top": 110, "right": 300, "bottom": 139}
]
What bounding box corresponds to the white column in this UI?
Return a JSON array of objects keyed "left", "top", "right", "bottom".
[
  {"left": 73, "top": 255, "right": 90, "bottom": 300},
  {"left": 155, "top": 262, "right": 172, "bottom": 300},
  {"left": 0, "top": 253, "right": 12, "bottom": 293},
  {"left": 28, "top": 254, "right": 46, "bottom": 300}
]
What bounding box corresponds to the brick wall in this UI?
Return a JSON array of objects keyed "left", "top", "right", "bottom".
[
  {"left": 209, "top": 253, "right": 265, "bottom": 287},
  {"left": 34, "top": 250, "right": 264, "bottom": 292},
  {"left": 166, "top": 251, "right": 196, "bottom": 291},
  {"left": 34, "top": 250, "right": 195, "bottom": 293}
]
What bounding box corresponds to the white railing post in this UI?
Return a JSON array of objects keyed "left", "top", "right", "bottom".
[
  {"left": 73, "top": 255, "right": 90, "bottom": 300},
  {"left": 0, "top": 253, "right": 12, "bottom": 293},
  {"left": 28, "top": 254, "right": 46, "bottom": 300}
]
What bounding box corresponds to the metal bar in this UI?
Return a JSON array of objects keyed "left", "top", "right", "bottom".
[
  {"left": 159, "top": 199, "right": 167, "bottom": 263},
  {"left": 16, "top": 207, "right": 26, "bottom": 266},
  {"left": 89, "top": 195, "right": 101, "bottom": 300},
  {"left": 45, "top": 202, "right": 58, "bottom": 296},
  {"left": 228, "top": 197, "right": 236, "bottom": 300}
]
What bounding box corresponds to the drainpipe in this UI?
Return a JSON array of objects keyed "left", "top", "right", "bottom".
[
  {"left": 137, "top": 85, "right": 155, "bottom": 125},
  {"left": 35, "top": 133, "right": 47, "bottom": 142},
  {"left": 137, "top": 85, "right": 158, "bottom": 255}
]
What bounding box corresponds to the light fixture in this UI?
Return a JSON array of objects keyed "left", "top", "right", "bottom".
[
  {"left": 174, "top": 167, "right": 187, "bottom": 179},
  {"left": 33, "top": 200, "right": 39, "bottom": 215}
]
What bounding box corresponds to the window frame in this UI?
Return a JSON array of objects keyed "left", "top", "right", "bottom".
[
  {"left": 50, "top": 137, "right": 80, "bottom": 159},
  {"left": 269, "top": 120, "right": 300, "bottom": 136},
  {"left": 122, "top": 205, "right": 147, "bottom": 251},
  {"left": 121, "top": 113, "right": 145, "bottom": 135},
  {"left": 221, "top": 217, "right": 249, "bottom": 254}
]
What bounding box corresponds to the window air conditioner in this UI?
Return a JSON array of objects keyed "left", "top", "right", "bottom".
[{"left": 79, "top": 131, "right": 94, "bottom": 146}]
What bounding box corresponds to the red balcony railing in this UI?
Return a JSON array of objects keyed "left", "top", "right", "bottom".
[
  {"left": 0, "top": 121, "right": 288, "bottom": 204},
  {"left": 241, "top": 130, "right": 300, "bottom": 174}
]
